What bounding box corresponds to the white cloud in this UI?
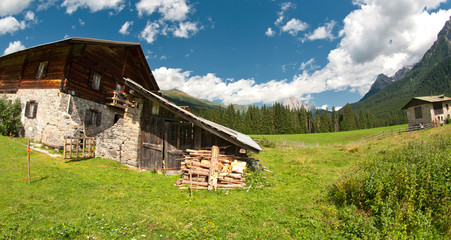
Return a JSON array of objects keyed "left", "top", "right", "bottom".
[
  {"left": 153, "top": 0, "right": 451, "bottom": 106},
  {"left": 37, "top": 0, "right": 59, "bottom": 11},
  {"left": 0, "top": 0, "right": 32, "bottom": 17},
  {"left": 136, "top": 0, "right": 200, "bottom": 43},
  {"left": 319, "top": 104, "right": 328, "bottom": 110},
  {"left": 173, "top": 21, "right": 198, "bottom": 38},
  {"left": 0, "top": 16, "right": 26, "bottom": 35},
  {"left": 119, "top": 21, "right": 133, "bottom": 35},
  {"left": 136, "top": 0, "right": 190, "bottom": 21},
  {"left": 304, "top": 20, "right": 336, "bottom": 41},
  {"left": 139, "top": 21, "right": 160, "bottom": 44},
  {"left": 317, "top": 0, "right": 451, "bottom": 95},
  {"left": 62, "top": 0, "right": 125, "bottom": 14},
  {"left": 281, "top": 18, "right": 308, "bottom": 36},
  {"left": 3, "top": 41, "right": 25, "bottom": 55},
  {"left": 265, "top": 27, "right": 275, "bottom": 37}
]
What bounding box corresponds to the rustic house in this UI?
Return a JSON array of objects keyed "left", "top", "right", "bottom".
[
  {"left": 0, "top": 37, "right": 261, "bottom": 173},
  {"left": 401, "top": 94, "right": 451, "bottom": 128}
]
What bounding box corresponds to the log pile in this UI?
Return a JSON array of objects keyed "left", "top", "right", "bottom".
[{"left": 175, "top": 146, "right": 249, "bottom": 190}]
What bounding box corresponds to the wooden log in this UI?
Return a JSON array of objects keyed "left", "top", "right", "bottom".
[{"left": 208, "top": 146, "right": 219, "bottom": 191}]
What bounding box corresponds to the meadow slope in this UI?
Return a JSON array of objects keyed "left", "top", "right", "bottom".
[{"left": 0, "top": 125, "right": 449, "bottom": 239}]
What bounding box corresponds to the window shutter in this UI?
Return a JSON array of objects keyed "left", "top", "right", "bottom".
[
  {"left": 84, "top": 109, "right": 90, "bottom": 125},
  {"left": 25, "top": 102, "right": 30, "bottom": 118},
  {"left": 32, "top": 102, "right": 38, "bottom": 118},
  {"left": 88, "top": 72, "right": 93, "bottom": 88},
  {"left": 96, "top": 112, "right": 102, "bottom": 127}
]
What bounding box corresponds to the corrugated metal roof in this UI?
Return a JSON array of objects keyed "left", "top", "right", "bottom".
[
  {"left": 401, "top": 95, "right": 451, "bottom": 110},
  {"left": 125, "top": 78, "right": 262, "bottom": 153}
]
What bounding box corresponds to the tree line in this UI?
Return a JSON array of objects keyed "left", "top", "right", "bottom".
[{"left": 197, "top": 103, "right": 376, "bottom": 135}]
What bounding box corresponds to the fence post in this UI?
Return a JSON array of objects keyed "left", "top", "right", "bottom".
[{"left": 27, "top": 139, "right": 31, "bottom": 184}]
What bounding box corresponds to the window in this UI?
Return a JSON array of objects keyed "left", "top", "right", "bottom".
[
  {"left": 89, "top": 72, "right": 102, "bottom": 91},
  {"left": 433, "top": 102, "right": 443, "bottom": 115},
  {"left": 84, "top": 109, "right": 102, "bottom": 126},
  {"left": 414, "top": 106, "right": 422, "bottom": 119},
  {"left": 35, "top": 61, "right": 48, "bottom": 78},
  {"left": 25, "top": 101, "right": 38, "bottom": 119}
]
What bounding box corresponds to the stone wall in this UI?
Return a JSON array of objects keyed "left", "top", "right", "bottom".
[
  {"left": 2, "top": 89, "right": 124, "bottom": 147},
  {"left": 95, "top": 99, "right": 143, "bottom": 167}
]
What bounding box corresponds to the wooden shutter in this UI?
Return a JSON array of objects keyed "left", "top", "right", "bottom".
[
  {"left": 32, "top": 102, "right": 38, "bottom": 118},
  {"left": 96, "top": 112, "right": 102, "bottom": 127},
  {"left": 25, "top": 101, "right": 30, "bottom": 118}
]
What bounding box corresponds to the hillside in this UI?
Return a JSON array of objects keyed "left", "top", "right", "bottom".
[
  {"left": 351, "top": 17, "right": 451, "bottom": 125},
  {"left": 161, "top": 89, "right": 224, "bottom": 112},
  {"left": 161, "top": 89, "right": 250, "bottom": 113}
]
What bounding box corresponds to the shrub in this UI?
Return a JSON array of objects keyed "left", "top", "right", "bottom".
[
  {"left": 260, "top": 137, "right": 276, "bottom": 148},
  {"left": 0, "top": 97, "right": 23, "bottom": 136},
  {"left": 329, "top": 136, "right": 451, "bottom": 237}
]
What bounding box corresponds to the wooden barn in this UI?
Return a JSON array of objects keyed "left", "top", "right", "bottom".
[
  {"left": 0, "top": 37, "right": 261, "bottom": 173},
  {"left": 402, "top": 94, "right": 451, "bottom": 128}
]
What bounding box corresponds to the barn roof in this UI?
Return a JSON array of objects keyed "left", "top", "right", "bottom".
[
  {"left": 401, "top": 94, "right": 451, "bottom": 110},
  {"left": 124, "top": 78, "right": 262, "bottom": 153}
]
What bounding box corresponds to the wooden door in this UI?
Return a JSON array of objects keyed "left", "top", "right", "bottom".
[
  {"left": 141, "top": 115, "right": 164, "bottom": 171},
  {"left": 164, "top": 122, "right": 193, "bottom": 174}
]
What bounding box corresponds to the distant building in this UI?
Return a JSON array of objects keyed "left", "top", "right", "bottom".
[{"left": 401, "top": 95, "right": 451, "bottom": 128}]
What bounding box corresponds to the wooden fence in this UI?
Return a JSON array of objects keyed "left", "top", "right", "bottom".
[
  {"left": 360, "top": 123, "right": 434, "bottom": 143},
  {"left": 63, "top": 136, "right": 95, "bottom": 159}
]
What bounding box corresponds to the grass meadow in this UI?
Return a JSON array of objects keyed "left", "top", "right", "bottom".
[{"left": 0, "top": 124, "right": 450, "bottom": 239}]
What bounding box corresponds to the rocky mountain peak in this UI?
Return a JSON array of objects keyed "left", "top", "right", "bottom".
[{"left": 283, "top": 97, "right": 315, "bottom": 111}]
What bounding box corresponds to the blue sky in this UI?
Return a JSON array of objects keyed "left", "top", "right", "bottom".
[{"left": 1, "top": 0, "right": 451, "bottom": 110}]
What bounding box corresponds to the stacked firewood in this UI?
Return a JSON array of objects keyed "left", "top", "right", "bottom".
[{"left": 175, "top": 147, "right": 249, "bottom": 190}]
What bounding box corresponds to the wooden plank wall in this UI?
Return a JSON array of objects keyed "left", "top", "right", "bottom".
[
  {"left": 66, "top": 44, "right": 156, "bottom": 104},
  {"left": 0, "top": 53, "right": 26, "bottom": 90},
  {"left": 66, "top": 45, "right": 124, "bottom": 104},
  {"left": 20, "top": 45, "right": 70, "bottom": 89}
]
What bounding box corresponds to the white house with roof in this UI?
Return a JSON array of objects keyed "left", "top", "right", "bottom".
[{"left": 401, "top": 95, "right": 451, "bottom": 128}]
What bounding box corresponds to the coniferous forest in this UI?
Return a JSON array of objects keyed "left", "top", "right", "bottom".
[{"left": 196, "top": 103, "right": 381, "bottom": 135}]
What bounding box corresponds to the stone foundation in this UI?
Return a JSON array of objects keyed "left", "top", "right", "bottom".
[{"left": 2, "top": 89, "right": 124, "bottom": 148}]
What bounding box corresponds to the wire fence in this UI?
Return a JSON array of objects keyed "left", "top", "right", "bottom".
[{"left": 255, "top": 123, "right": 436, "bottom": 148}]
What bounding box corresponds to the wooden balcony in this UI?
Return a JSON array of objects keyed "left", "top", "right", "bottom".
[{"left": 106, "top": 91, "right": 136, "bottom": 109}]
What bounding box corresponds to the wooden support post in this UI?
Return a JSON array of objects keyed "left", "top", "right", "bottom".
[
  {"left": 208, "top": 145, "right": 219, "bottom": 191},
  {"left": 190, "top": 160, "right": 193, "bottom": 198},
  {"left": 63, "top": 138, "right": 67, "bottom": 159},
  {"left": 27, "top": 139, "right": 31, "bottom": 184},
  {"left": 69, "top": 138, "right": 72, "bottom": 158},
  {"left": 76, "top": 138, "right": 79, "bottom": 158},
  {"left": 82, "top": 138, "right": 86, "bottom": 157}
]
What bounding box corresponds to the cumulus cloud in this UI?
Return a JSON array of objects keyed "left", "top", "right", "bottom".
[
  {"left": 304, "top": 20, "right": 336, "bottom": 42},
  {"left": 281, "top": 18, "right": 308, "bottom": 36},
  {"left": 0, "top": 16, "right": 26, "bottom": 35},
  {"left": 319, "top": 0, "right": 451, "bottom": 94},
  {"left": 173, "top": 21, "right": 198, "bottom": 38},
  {"left": 265, "top": 27, "right": 275, "bottom": 37},
  {"left": 154, "top": 0, "right": 451, "bottom": 105},
  {"left": 0, "top": 0, "right": 32, "bottom": 17},
  {"left": 119, "top": 20, "right": 133, "bottom": 35},
  {"left": 140, "top": 21, "right": 160, "bottom": 43},
  {"left": 136, "top": 0, "right": 190, "bottom": 21},
  {"left": 137, "top": 0, "right": 200, "bottom": 43},
  {"left": 266, "top": 2, "right": 309, "bottom": 37},
  {"left": 61, "top": 0, "right": 125, "bottom": 14},
  {"left": 3, "top": 41, "right": 25, "bottom": 55}
]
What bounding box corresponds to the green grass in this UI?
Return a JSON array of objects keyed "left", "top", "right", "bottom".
[
  {"left": 253, "top": 124, "right": 408, "bottom": 146},
  {"left": 0, "top": 125, "right": 449, "bottom": 239}
]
